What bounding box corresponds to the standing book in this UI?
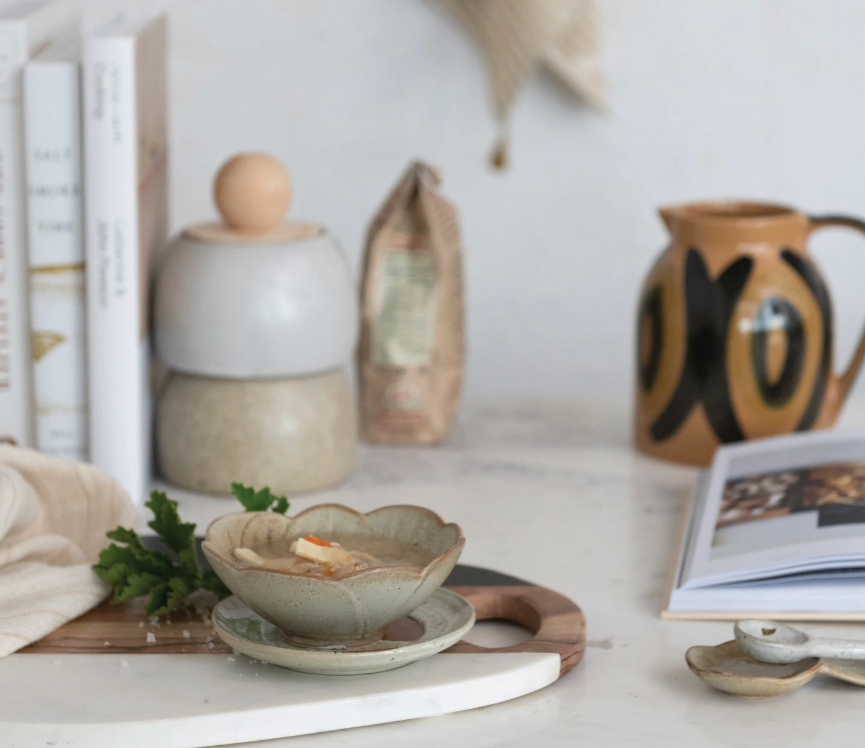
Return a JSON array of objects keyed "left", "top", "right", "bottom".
[
  {"left": 24, "top": 34, "right": 87, "bottom": 460},
  {"left": 84, "top": 15, "right": 167, "bottom": 503},
  {"left": 0, "top": 0, "right": 72, "bottom": 446}
]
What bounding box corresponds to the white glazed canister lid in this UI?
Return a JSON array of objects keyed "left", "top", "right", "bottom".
[{"left": 153, "top": 154, "right": 358, "bottom": 378}]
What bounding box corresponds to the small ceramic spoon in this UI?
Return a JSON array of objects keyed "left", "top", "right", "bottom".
[{"left": 735, "top": 619, "right": 865, "bottom": 664}]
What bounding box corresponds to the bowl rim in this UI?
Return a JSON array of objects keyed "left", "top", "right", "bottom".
[{"left": 202, "top": 503, "right": 465, "bottom": 583}]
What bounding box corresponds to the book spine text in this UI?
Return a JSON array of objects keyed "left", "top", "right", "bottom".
[
  {"left": 84, "top": 37, "right": 146, "bottom": 501},
  {"left": 25, "top": 58, "right": 87, "bottom": 460}
]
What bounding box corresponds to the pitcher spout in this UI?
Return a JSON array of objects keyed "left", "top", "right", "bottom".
[{"left": 658, "top": 205, "right": 681, "bottom": 234}]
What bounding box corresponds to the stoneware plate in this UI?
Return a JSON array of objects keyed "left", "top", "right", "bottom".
[
  {"left": 212, "top": 588, "right": 476, "bottom": 675},
  {"left": 686, "top": 640, "right": 865, "bottom": 699}
]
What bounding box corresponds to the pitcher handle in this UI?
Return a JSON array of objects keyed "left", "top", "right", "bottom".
[{"left": 808, "top": 214, "right": 865, "bottom": 403}]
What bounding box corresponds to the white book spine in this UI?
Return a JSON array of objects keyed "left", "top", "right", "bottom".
[
  {"left": 24, "top": 57, "right": 88, "bottom": 461},
  {"left": 84, "top": 37, "right": 147, "bottom": 503},
  {"left": 0, "top": 21, "right": 34, "bottom": 445}
]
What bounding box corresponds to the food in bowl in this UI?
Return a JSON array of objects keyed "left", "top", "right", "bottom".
[
  {"left": 202, "top": 504, "right": 464, "bottom": 647},
  {"left": 234, "top": 533, "right": 435, "bottom": 580}
]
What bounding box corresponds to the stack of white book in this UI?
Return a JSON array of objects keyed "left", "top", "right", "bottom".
[{"left": 2, "top": 0, "right": 167, "bottom": 504}]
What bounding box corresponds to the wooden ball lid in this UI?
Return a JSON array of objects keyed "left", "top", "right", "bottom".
[{"left": 186, "top": 153, "right": 321, "bottom": 243}]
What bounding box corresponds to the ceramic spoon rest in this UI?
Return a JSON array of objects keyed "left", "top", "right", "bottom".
[{"left": 686, "top": 640, "right": 865, "bottom": 699}]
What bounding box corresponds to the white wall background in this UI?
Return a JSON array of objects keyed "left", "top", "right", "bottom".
[{"left": 87, "top": 0, "right": 865, "bottom": 403}]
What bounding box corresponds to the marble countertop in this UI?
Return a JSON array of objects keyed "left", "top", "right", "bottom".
[{"left": 149, "top": 398, "right": 865, "bottom": 748}]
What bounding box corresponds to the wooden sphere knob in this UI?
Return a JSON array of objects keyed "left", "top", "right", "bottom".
[{"left": 214, "top": 153, "right": 292, "bottom": 234}]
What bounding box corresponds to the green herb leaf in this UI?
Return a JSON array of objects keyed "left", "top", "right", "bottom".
[
  {"left": 93, "top": 535, "right": 176, "bottom": 601},
  {"left": 146, "top": 491, "right": 198, "bottom": 576},
  {"left": 231, "top": 483, "right": 289, "bottom": 514},
  {"left": 106, "top": 526, "right": 147, "bottom": 549},
  {"left": 230, "top": 482, "right": 263, "bottom": 510},
  {"left": 145, "top": 577, "right": 195, "bottom": 617},
  {"left": 94, "top": 490, "right": 230, "bottom": 617}
]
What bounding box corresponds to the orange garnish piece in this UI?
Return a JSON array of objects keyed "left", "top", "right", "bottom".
[{"left": 303, "top": 535, "right": 332, "bottom": 547}]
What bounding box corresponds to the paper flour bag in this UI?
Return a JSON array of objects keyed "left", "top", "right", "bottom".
[{"left": 357, "top": 162, "right": 464, "bottom": 444}]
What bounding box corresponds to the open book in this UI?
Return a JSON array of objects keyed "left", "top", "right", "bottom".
[{"left": 664, "top": 429, "right": 865, "bottom": 621}]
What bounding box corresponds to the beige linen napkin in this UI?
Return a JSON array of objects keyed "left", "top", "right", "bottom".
[{"left": 0, "top": 446, "right": 137, "bottom": 657}]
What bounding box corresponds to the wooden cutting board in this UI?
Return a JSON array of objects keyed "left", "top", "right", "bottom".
[
  {"left": 4, "top": 559, "right": 585, "bottom": 748},
  {"left": 21, "top": 565, "right": 584, "bottom": 676},
  {"left": 22, "top": 564, "right": 585, "bottom": 678}
]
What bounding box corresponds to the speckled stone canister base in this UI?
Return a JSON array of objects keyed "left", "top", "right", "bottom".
[{"left": 157, "top": 369, "right": 356, "bottom": 496}]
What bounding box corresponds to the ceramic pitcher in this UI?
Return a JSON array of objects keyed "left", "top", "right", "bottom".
[{"left": 635, "top": 201, "right": 865, "bottom": 466}]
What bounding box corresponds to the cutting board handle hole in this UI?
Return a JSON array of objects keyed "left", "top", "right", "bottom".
[
  {"left": 461, "top": 619, "right": 534, "bottom": 648},
  {"left": 468, "top": 592, "right": 542, "bottom": 633},
  {"left": 445, "top": 585, "right": 585, "bottom": 675},
  {"left": 455, "top": 590, "right": 540, "bottom": 649}
]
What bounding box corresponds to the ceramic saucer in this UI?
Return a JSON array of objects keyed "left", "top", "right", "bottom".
[{"left": 212, "top": 588, "right": 476, "bottom": 675}]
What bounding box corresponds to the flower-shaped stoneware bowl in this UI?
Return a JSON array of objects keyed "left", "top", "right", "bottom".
[{"left": 202, "top": 505, "right": 464, "bottom": 648}]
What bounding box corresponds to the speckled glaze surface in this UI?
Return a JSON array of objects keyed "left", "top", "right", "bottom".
[
  {"left": 686, "top": 640, "right": 865, "bottom": 699},
  {"left": 202, "top": 505, "right": 465, "bottom": 647},
  {"left": 735, "top": 618, "right": 865, "bottom": 663},
  {"left": 211, "top": 588, "right": 475, "bottom": 674},
  {"left": 157, "top": 369, "right": 356, "bottom": 496}
]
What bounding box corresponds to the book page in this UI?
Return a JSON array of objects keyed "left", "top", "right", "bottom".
[{"left": 681, "top": 429, "right": 865, "bottom": 589}]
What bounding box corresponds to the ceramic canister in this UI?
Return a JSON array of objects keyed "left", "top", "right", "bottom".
[
  {"left": 635, "top": 201, "right": 865, "bottom": 466},
  {"left": 153, "top": 153, "right": 358, "bottom": 495}
]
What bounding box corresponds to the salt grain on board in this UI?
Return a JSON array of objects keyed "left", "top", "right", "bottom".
[
  {"left": 146, "top": 632, "right": 156, "bottom": 644},
  {"left": 182, "top": 630, "right": 190, "bottom": 639},
  {"left": 227, "top": 656, "right": 236, "bottom": 663}
]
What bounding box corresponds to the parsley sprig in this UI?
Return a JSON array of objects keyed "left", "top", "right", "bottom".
[
  {"left": 230, "top": 483, "right": 289, "bottom": 513},
  {"left": 93, "top": 484, "right": 289, "bottom": 616}
]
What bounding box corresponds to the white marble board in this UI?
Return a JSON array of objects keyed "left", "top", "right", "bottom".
[{"left": 0, "top": 651, "right": 560, "bottom": 747}]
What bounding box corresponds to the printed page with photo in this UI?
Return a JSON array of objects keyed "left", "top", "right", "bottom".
[{"left": 682, "top": 430, "right": 865, "bottom": 589}]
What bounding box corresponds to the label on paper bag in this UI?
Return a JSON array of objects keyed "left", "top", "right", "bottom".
[{"left": 372, "top": 250, "right": 436, "bottom": 367}]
